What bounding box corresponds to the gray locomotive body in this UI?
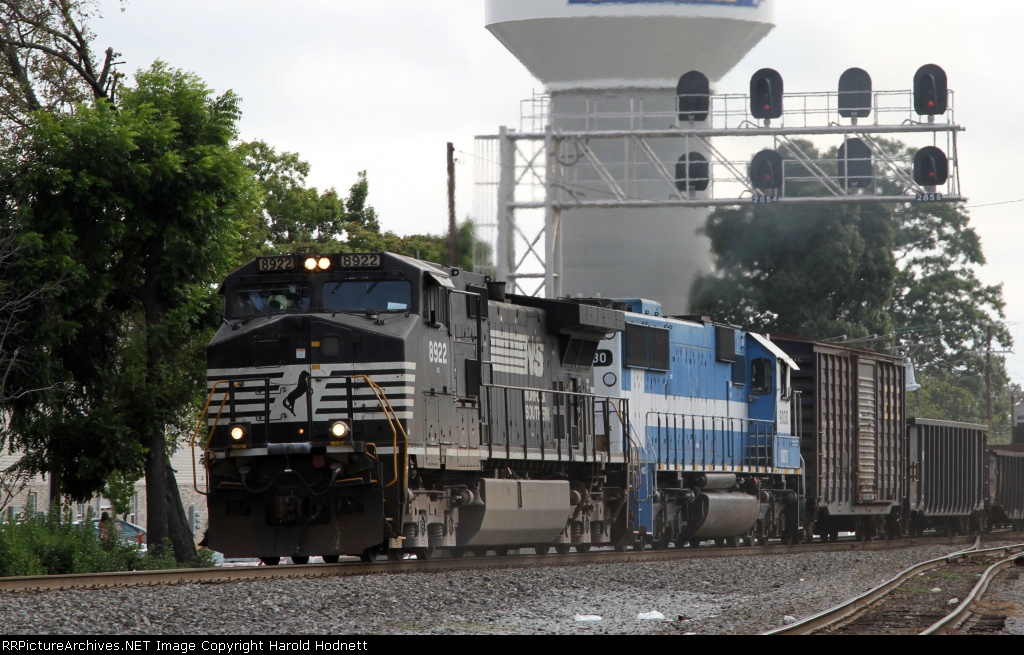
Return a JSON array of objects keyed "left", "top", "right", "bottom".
[{"left": 201, "top": 252, "right": 628, "bottom": 562}]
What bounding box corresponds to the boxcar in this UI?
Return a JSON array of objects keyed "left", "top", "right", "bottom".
[{"left": 771, "top": 336, "right": 906, "bottom": 541}]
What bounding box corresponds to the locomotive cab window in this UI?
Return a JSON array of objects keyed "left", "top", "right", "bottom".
[
  {"left": 751, "top": 358, "right": 772, "bottom": 395},
  {"left": 424, "top": 273, "right": 451, "bottom": 327},
  {"left": 323, "top": 278, "right": 412, "bottom": 314},
  {"left": 230, "top": 283, "right": 311, "bottom": 318}
]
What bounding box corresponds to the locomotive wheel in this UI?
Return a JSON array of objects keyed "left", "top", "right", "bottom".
[
  {"left": 290, "top": 556, "right": 309, "bottom": 565},
  {"left": 555, "top": 545, "right": 571, "bottom": 555},
  {"left": 260, "top": 557, "right": 280, "bottom": 566},
  {"left": 534, "top": 544, "right": 550, "bottom": 556},
  {"left": 386, "top": 549, "right": 404, "bottom": 561},
  {"left": 322, "top": 555, "right": 340, "bottom": 564},
  {"left": 414, "top": 547, "right": 434, "bottom": 560}
]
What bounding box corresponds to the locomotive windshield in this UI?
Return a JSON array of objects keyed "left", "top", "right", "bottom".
[
  {"left": 230, "top": 283, "right": 311, "bottom": 318},
  {"left": 323, "top": 278, "right": 412, "bottom": 313}
]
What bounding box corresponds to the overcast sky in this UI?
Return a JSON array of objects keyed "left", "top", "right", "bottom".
[{"left": 93, "top": 0, "right": 1024, "bottom": 386}]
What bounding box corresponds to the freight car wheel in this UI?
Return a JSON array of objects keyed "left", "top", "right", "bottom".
[
  {"left": 449, "top": 548, "right": 466, "bottom": 558},
  {"left": 555, "top": 545, "right": 571, "bottom": 555},
  {"left": 322, "top": 555, "right": 340, "bottom": 564},
  {"left": 290, "top": 556, "right": 309, "bottom": 565},
  {"left": 358, "top": 547, "right": 380, "bottom": 563},
  {"left": 576, "top": 544, "right": 592, "bottom": 553},
  {"left": 534, "top": 544, "right": 550, "bottom": 555},
  {"left": 494, "top": 547, "right": 509, "bottom": 556},
  {"left": 386, "top": 549, "right": 404, "bottom": 561},
  {"left": 259, "top": 557, "right": 280, "bottom": 566},
  {"left": 689, "top": 539, "right": 702, "bottom": 548}
]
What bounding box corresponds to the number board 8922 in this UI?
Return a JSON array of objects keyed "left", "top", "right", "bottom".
[{"left": 339, "top": 254, "right": 383, "bottom": 268}]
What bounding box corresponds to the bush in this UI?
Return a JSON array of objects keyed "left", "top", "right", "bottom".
[{"left": 0, "top": 506, "right": 214, "bottom": 577}]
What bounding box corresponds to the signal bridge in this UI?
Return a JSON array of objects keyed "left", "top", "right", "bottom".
[{"left": 474, "top": 66, "right": 964, "bottom": 298}]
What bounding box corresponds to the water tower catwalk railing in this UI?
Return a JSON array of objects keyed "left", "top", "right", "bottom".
[{"left": 473, "top": 68, "right": 964, "bottom": 300}]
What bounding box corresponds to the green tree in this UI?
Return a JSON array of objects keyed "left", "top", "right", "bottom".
[
  {"left": 691, "top": 138, "right": 1012, "bottom": 432},
  {"left": 238, "top": 142, "right": 489, "bottom": 271},
  {"left": 236, "top": 140, "right": 346, "bottom": 252},
  {"left": 691, "top": 139, "right": 898, "bottom": 342},
  {"left": 389, "top": 218, "right": 482, "bottom": 272},
  {"left": 4, "top": 62, "right": 260, "bottom": 561},
  {"left": 0, "top": 0, "right": 122, "bottom": 126}
]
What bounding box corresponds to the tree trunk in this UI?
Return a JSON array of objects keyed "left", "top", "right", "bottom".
[
  {"left": 143, "top": 425, "right": 198, "bottom": 563},
  {"left": 47, "top": 469, "right": 61, "bottom": 517},
  {"left": 164, "top": 458, "right": 197, "bottom": 563},
  {"left": 143, "top": 425, "right": 168, "bottom": 558}
]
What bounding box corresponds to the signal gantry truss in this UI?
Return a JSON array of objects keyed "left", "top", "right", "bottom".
[{"left": 474, "top": 67, "right": 964, "bottom": 298}]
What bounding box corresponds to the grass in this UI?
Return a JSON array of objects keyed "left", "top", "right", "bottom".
[{"left": 0, "top": 508, "right": 216, "bottom": 577}]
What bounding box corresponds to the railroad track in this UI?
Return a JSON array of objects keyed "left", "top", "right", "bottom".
[
  {"left": 762, "top": 541, "right": 1024, "bottom": 635},
  {"left": 0, "top": 534, "right": 999, "bottom": 595}
]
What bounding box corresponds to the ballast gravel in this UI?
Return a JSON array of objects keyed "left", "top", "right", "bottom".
[{"left": 2, "top": 541, "right": 1022, "bottom": 636}]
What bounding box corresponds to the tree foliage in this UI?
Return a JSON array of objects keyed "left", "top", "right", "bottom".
[
  {"left": 0, "top": 0, "right": 123, "bottom": 128},
  {"left": 240, "top": 141, "right": 486, "bottom": 271},
  {"left": 690, "top": 137, "right": 1013, "bottom": 434},
  {"left": 3, "top": 60, "right": 259, "bottom": 561}
]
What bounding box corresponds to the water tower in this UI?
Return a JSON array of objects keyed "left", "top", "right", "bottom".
[{"left": 485, "top": 0, "right": 775, "bottom": 314}]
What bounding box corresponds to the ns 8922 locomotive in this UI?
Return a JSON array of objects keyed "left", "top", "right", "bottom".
[{"left": 197, "top": 252, "right": 804, "bottom": 563}]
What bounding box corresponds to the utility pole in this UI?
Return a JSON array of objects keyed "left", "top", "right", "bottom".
[
  {"left": 447, "top": 143, "right": 457, "bottom": 267},
  {"left": 986, "top": 327, "right": 993, "bottom": 426}
]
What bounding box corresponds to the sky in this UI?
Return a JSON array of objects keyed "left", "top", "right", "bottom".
[{"left": 91, "top": 0, "right": 1024, "bottom": 388}]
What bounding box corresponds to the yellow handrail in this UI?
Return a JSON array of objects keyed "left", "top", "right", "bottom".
[
  {"left": 190, "top": 380, "right": 233, "bottom": 497},
  {"left": 347, "top": 374, "right": 409, "bottom": 490}
]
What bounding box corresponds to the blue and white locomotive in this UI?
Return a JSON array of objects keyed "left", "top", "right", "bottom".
[
  {"left": 197, "top": 251, "right": 809, "bottom": 563},
  {"left": 591, "top": 299, "right": 804, "bottom": 547}
]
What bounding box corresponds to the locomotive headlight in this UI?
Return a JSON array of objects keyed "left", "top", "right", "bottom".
[
  {"left": 317, "top": 257, "right": 332, "bottom": 271},
  {"left": 329, "top": 421, "right": 350, "bottom": 439},
  {"left": 229, "top": 424, "right": 248, "bottom": 441},
  {"left": 304, "top": 257, "right": 319, "bottom": 271}
]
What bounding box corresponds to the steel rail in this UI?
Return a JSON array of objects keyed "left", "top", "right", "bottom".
[
  {"left": 0, "top": 534, "right": 1013, "bottom": 596},
  {"left": 920, "top": 549, "right": 1024, "bottom": 635},
  {"left": 761, "top": 540, "right": 1024, "bottom": 635}
]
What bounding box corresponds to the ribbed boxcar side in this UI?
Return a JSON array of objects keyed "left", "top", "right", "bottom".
[
  {"left": 987, "top": 445, "right": 1024, "bottom": 530},
  {"left": 906, "top": 418, "right": 988, "bottom": 536},
  {"left": 772, "top": 337, "right": 906, "bottom": 541}
]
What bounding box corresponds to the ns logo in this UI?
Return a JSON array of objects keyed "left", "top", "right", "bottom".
[{"left": 526, "top": 341, "right": 544, "bottom": 378}]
